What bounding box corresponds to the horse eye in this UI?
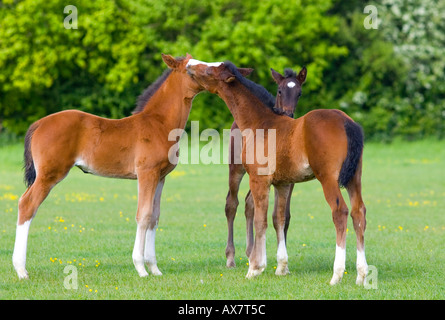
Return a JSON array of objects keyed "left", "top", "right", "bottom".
[{"left": 278, "top": 90, "right": 282, "bottom": 95}]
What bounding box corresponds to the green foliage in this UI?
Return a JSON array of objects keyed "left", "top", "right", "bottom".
[{"left": 0, "top": 0, "right": 444, "bottom": 140}]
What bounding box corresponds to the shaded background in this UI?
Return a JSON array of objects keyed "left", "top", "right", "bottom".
[{"left": 0, "top": 0, "right": 444, "bottom": 142}]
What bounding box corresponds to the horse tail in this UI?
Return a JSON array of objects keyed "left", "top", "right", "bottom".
[
  {"left": 24, "top": 122, "right": 38, "bottom": 188},
  {"left": 338, "top": 119, "right": 364, "bottom": 188}
]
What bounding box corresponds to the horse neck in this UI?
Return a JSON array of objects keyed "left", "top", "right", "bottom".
[
  {"left": 217, "top": 82, "right": 275, "bottom": 131},
  {"left": 139, "top": 72, "right": 195, "bottom": 131}
]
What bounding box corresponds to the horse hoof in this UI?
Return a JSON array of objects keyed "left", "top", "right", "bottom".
[
  {"left": 356, "top": 274, "right": 365, "bottom": 285},
  {"left": 16, "top": 268, "right": 29, "bottom": 280},
  {"left": 356, "top": 264, "right": 368, "bottom": 285},
  {"left": 329, "top": 273, "right": 343, "bottom": 285},
  {"left": 275, "top": 265, "right": 290, "bottom": 276},
  {"left": 138, "top": 270, "right": 149, "bottom": 277},
  {"left": 226, "top": 260, "right": 236, "bottom": 268},
  {"left": 135, "top": 265, "right": 149, "bottom": 277},
  {"left": 149, "top": 266, "right": 163, "bottom": 276},
  {"left": 245, "top": 267, "right": 264, "bottom": 279}
]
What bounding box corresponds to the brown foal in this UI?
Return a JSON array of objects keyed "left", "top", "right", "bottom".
[
  {"left": 13, "top": 54, "right": 204, "bottom": 279},
  {"left": 224, "top": 67, "right": 307, "bottom": 268},
  {"left": 186, "top": 60, "right": 368, "bottom": 285}
]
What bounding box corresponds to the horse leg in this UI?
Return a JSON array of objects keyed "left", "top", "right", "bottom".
[
  {"left": 346, "top": 159, "right": 368, "bottom": 285},
  {"left": 224, "top": 163, "right": 245, "bottom": 268},
  {"left": 246, "top": 177, "right": 270, "bottom": 279},
  {"left": 13, "top": 166, "right": 71, "bottom": 279},
  {"left": 144, "top": 177, "right": 165, "bottom": 276},
  {"left": 320, "top": 177, "right": 349, "bottom": 285},
  {"left": 244, "top": 189, "right": 254, "bottom": 258},
  {"left": 273, "top": 184, "right": 292, "bottom": 276},
  {"left": 132, "top": 170, "right": 160, "bottom": 277},
  {"left": 284, "top": 184, "right": 294, "bottom": 243}
]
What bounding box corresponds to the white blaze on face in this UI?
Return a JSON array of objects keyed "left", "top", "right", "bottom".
[
  {"left": 186, "top": 59, "right": 223, "bottom": 68},
  {"left": 287, "top": 81, "right": 296, "bottom": 88}
]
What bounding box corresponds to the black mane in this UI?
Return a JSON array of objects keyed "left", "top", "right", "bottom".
[
  {"left": 223, "top": 61, "right": 276, "bottom": 109},
  {"left": 133, "top": 68, "right": 172, "bottom": 114},
  {"left": 284, "top": 68, "right": 297, "bottom": 79}
]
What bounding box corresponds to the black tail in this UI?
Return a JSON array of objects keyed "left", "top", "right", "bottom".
[
  {"left": 338, "top": 120, "right": 364, "bottom": 188},
  {"left": 24, "top": 123, "right": 38, "bottom": 188}
]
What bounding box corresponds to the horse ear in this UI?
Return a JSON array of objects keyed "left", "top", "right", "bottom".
[
  {"left": 237, "top": 68, "right": 254, "bottom": 77},
  {"left": 185, "top": 53, "right": 193, "bottom": 60},
  {"left": 210, "top": 64, "right": 235, "bottom": 83},
  {"left": 297, "top": 66, "right": 307, "bottom": 84},
  {"left": 221, "top": 71, "right": 236, "bottom": 83},
  {"left": 216, "top": 69, "right": 236, "bottom": 83},
  {"left": 162, "top": 54, "right": 179, "bottom": 69},
  {"left": 271, "top": 68, "right": 285, "bottom": 84}
]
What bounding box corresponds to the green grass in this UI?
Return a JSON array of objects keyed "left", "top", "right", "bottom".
[{"left": 0, "top": 139, "right": 444, "bottom": 299}]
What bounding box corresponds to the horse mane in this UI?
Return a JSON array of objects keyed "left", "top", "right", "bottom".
[
  {"left": 284, "top": 68, "right": 297, "bottom": 79},
  {"left": 133, "top": 56, "right": 187, "bottom": 114},
  {"left": 223, "top": 61, "right": 276, "bottom": 109},
  {"left": 132, "top": 69, "right": 172, "bottom": 114}
]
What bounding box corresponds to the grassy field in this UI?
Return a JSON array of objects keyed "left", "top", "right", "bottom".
[{"left": 0, "top": 139, "right": 444, "bottom": 300}]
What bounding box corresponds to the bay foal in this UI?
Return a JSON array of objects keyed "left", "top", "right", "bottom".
[
  {"left": 13, "top": 54, "right": 203, "bottom": 279},
  {"left": 186, "top": 61, "right": 368, "bottom": 285},
  {"left": 225, "top": 67, "right": 307, "bottom": 268}
]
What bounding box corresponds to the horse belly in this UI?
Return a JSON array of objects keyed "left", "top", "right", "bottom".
[
  {"left": 294, "top": 162, "right": 315, "bottom": 182},
  {"left": 274, "top": 161, "right": 314, "bottom": 184},
  {"left": 75, "top": 157, "right": 137, "bottom": 179}
]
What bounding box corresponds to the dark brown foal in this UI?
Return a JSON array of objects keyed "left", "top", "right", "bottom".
[
  {"left": 225, "top": 67, "right": 307, "bottom": 269},
  {"left": 187, "top": 60, "right": 368, "bottom": 285}
]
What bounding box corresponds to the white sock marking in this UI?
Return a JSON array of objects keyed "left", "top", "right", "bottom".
[
  {"left": 132, "top": 225, "right": 148, "bottom": 277},
  {"left": 356, "top": 249, "right": 368, "bottom": 284},
  {"left": 330, "top": 245, "right": 346, "bottom": 285},
  {"left": 13, "top": 219, "right": 32, "bottom": 279},
  {"left": 144, "top": 227, "right": 162, "bottom": 275}
]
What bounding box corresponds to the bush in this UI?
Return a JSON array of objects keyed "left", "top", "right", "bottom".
[{"left": 0, "top": 0, "right": 443, "bottom": 141}]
